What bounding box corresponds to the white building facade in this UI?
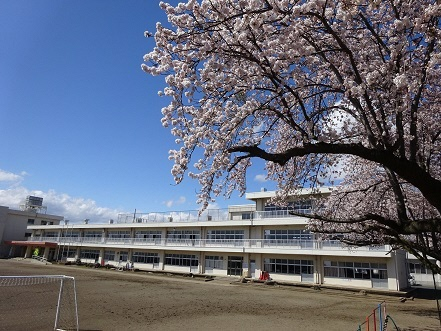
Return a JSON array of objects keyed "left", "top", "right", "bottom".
[
  {"left": 0, "top": 204, "right": 63, "bottom": 259},
  {"left": 406, "top": 253, "right": 441, "bottom": 287},
  {"left": 25, "top": 189, "right": 409, "bottom": 291}
]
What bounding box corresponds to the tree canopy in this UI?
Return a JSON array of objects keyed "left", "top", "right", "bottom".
[{"left": 142, "top": 0, "right": 441, "bottom": 271}]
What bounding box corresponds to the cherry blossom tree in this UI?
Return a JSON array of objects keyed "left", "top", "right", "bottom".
[{"left": 142, "top": 0, "right": 441, "bottom": 272}]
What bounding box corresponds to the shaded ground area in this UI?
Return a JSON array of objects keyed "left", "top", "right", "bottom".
[{"left": 0, "top": 259, "right": 439, "bottom": 331}]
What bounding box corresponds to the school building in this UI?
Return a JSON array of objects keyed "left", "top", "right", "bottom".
[{"left": 13, "top": 188, "right": 421, "bottom": 291}]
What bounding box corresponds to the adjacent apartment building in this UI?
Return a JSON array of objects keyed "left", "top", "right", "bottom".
[{"left": 19, "top": 188, "right": 413, "bottom": 291}]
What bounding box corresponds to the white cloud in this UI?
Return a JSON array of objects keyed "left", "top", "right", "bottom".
[
  {"left": 0, "top": 169, "right": 123, "bottom": 224},
  {"left": 0, "top": 186, "right": 29, "bottom": 208},
  {"left": 163, "top": 196, "right": 186, "bottom": 208},
  {"left": 204, "top": 202, "right": 221, "bottom": 210},
  {"left": 254, "top": 174, "right": 267, "bottom": 183},
  {"left": 43, "top": 191, "right": 122, "bottom": 224},
  {"left": 0, "top": 169, "right": 26, "bottom": 183}
]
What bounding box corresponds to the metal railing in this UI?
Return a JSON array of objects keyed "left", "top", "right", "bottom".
[
  {"left": 116, "top": 208, "right": 312, "bottom": 224},
  {"left": 254, "top": 209, "right": 312, "bottom": 219},
  {"left": 29, "top": 236, "right": 386, "bottom": 252},
  {"left": 117, "top": 209, "right": 229, "bottom": 223}
]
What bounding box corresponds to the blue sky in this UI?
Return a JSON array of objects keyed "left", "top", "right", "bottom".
[{"left": 0, "top": 1, "right": 273, "bottom": 223}]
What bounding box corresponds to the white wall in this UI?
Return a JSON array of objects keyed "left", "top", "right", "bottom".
[
  {"left": 0, "top": 207, "right": 63, "bottom": 258},
  {"left": 390, "top": 250, "right": 408, "bottom": 290}
]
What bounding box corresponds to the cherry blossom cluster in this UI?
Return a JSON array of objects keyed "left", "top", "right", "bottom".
[{"left": 142, "top": 0, "right": 441, "bottom": 264}]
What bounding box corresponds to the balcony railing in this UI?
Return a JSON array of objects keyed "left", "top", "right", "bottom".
[
  {"left": 116, "top": 208, "right": 312, "bottom": 224},
  {"left": 30, "top": 236, "right": 386, "bottom": 252},
  {"left": 117, "top": 209, "right": 230, "bottom": 223},
  {"left": 254, "top": 209, "right": 312, "bottom": 219}
]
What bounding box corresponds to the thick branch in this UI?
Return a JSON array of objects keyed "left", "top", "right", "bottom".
[
  {"left": 292, "top": 210, "right": 441, "bottom": 234},
  {"left": 228, "top": 142, "right": 441, "bottom": 212}
]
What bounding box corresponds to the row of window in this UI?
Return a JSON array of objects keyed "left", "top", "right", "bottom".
[
  {"left": 100, "top": 251, "right": 224, "bottom": 269},
  {"left": 84, "top": 231, "right": 102, "bottom": 238},
  {"left": 324, "top": 261, "right": 388, "bottom": 279},
  {"left": 263, "top": 259, "right": 388, "bottom": 279},
  {"left": 54, "top": 229, "right": 314, "bottom": 241},
  {"left": 80, "top": 249, "right": 100, "bottom": 260},
  {"left": 132, "top": 252, "right": 160, "bottom": 264},
  {"left": 60, "top": 230, "right": 162, "bottom": 239},
  {"left": 58, "top": 249, "right": 76, "bottom": 258},
  {"left": 104, "top": 250, "right": 115, "bottom": 261},
  {"left": 265, "top": 200, "right": 313, "bottom": 212},
  {"left": 264, "top": 229, "right": 312, "bottom": 240},
  {"left": 135, "top": 230, "right": 162, "bottom": 239},
  {"left": 108, "top": 231, "right": 131, "bottom": 238},
  {"left": 165, "top": 254, "right": 199, "bottom": 267},
  {"left": 65, "top": 250, "right": 390, "bottom": 280},
  {"left": 166, "top": 230, "right": 201, "bottom": 240},
  {"left": 74, "top": 250, "right": 220, "bottom": 269},
  {"left": 205, "top": 255, "right": 223, "bottom": 269},
  {"left": 27, "top": 219, "right": 54, "bottom": 225},
  {"left": 264, "top": 258, "right": 314, "bottom": 275},
  {"left": 409, "top": 262, "right": 430, "bottom": 275},
  {"left": 60, "top": 232, "right": 80, "bottom": 238},
  {"left": 80, "top": 250, "right": 129, "bottom": 261},
  {"left": 206, "top": 230, "right": 244, "bottom": 240}
]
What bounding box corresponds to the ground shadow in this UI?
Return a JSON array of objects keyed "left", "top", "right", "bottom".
[{"left": 412, "top": 287, "right": 441, "bottom": 300}]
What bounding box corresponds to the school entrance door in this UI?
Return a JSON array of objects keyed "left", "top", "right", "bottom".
[{"left": 227, "top": 256, "right": 243, "bottom": 276}]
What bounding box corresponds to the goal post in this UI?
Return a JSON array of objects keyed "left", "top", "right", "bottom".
[{"left": 0, "top": 275, "right": 79, "bottom": 331}]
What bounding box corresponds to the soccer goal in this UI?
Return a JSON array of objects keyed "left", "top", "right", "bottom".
[{"left": 0, "top": 275, "right": 79, "bottom": 331}]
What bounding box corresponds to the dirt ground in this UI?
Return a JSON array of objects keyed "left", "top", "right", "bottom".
[{"left": 0, "top": 259, "right": 439, "bottom": 331}]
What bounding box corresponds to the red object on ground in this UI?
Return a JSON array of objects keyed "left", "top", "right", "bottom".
[{"left": 259, "top": 271, "right": 270, "bottom": 281}]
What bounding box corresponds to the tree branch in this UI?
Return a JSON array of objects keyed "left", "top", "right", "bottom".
[{"left": 227, "top": 141, "right": 441, "bottom": 211}]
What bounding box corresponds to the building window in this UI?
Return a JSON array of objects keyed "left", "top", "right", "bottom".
[
  {"left": 205, "top": 256, "right": 223, "bottom": 269},
  {"left": 119, "top": 251, "right": 129, "bottom": 262},
  {"left": 165, "top": 254, "right": 198, "bottom": 267},
  {"left": 135, "top": 230, "right": 162, "bottom": 239},
  {"left": 265, "top": 200, "right": 312, "bottom": 214},
  {"left": 409, "top": 262, "right": 429, "bottom": 275},
  {"left": 108, "top": 230, "right": 131, "bottom": 238},
  {"left": 41, "top": 221, "right": 47, "bottom": 225},
  {"left": 166, "top": 230, "right": 200, "bottom": 240},
  {"left": 80, "top": 249, "right": 100, "bottom": 260},
  {"left": 241, "top": 213, "right": 252, "bottom": 220},
  {"left": 84, "top": 231, "right": 102, "bottom": 238},
  {"left": 27, "top": 219, "right": 35, "bottom": 225},
  {"left": 264, "top": 258, "right": 313, "bottom": 275},
  {"left": 59, "top": 250, "right": 75, "bottom": 258},
  {"left": 132, "top": 252, "right": 160, "bottom": 264},
  {"left": 24, "top": 232, "right": 32, "bottom": 238},
  {"left": 44, "top": 231, "right": 58, "bottom": 238},
  {"left": 206, "top": 230, "right": 244, "bottom": 241},
  {"left": 264, "top": 229, "right": 312, "bottom": 241},
  {"left": 61, "top": 231, "right": 80, "bottom": 238},
  {"left": 324, "top": 261, "right": 388, "bottom": 280},
  {"left": 104, "top": 250, "right": 116, "bottom": 261}
]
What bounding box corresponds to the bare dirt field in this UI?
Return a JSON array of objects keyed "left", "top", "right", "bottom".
[{"left": 0, "top": 259, "right": 439, "bottom": 331}]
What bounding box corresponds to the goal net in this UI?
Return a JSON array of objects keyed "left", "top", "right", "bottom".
[{"left": 0, "top": 275, "right": 79, "bottom": 331}]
